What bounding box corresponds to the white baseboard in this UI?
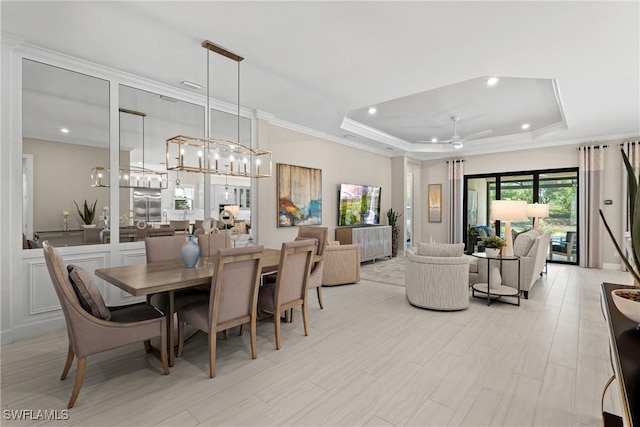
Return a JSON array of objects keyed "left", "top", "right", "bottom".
[
  {"left": 602, "top": 262, "right": 623, "bottom": 271},
  {"left": 1, "top": 318, "right": 66, "bottom": 345}
]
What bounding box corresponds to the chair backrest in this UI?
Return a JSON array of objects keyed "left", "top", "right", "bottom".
[
  {"left": 198, "top": 232, "right": 231, "bottom": 258},
  {"left": 42, "top": 241, "right": 95, "bottom": 352},
  {"left": 145, "top": 235, "right": 186, "bottom": 263},
  {"left": 170, "top": 220, "right": 190, "bottom": 234},
  {"left": 297, "top": 226, "right": 328, "bottom": 256},
  {"left": 566, "top": 231, "right": 577, "bottom": 253},
  {"left": 275, "top": 240, "right": 315, "bottom": 307},
  {"left": 209, "top": 245, "right": 264, "bottom": 328}
]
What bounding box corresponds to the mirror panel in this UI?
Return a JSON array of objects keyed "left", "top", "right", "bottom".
[
  {"left": 118, "top": 85, "right": 205, "bottom": 242},
  {"left": 22, "top": 59, "right": 110, "bottom": 248}
]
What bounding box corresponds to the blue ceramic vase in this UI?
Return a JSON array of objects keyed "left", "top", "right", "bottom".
[{"left": 181, "top": 235, "right": 200, "bottom": 268}]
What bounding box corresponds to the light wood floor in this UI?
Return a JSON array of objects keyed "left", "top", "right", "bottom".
[{"left": 1, "top": 263, "right": 633, "bottom": 426}]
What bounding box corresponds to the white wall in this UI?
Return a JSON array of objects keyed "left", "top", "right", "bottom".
[{"left": 255, "top": 120, "right": 392, "bottom": 248}]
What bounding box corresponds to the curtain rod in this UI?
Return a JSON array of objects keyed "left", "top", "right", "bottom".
[
  {"left": 577, "top": 145, "right": 608, "bottom": 150},
  {"left": 445, "top": 159, "right": 465, "bottom": 163}
]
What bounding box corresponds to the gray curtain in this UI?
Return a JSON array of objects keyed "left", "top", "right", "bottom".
[
  {"left": 621, "top": 141, "right": 639, "bottom": 269},
  {"left": 578, "top": 145, "right": 605, "bottom": 268},
  {"left": 447, "top": 160, "right": 464, "bottom": 244}
]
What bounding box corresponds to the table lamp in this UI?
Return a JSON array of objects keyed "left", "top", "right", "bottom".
[
  {"left": 224, "top": 205, "right": 240, "bottom": 221},
  {"left": 491, "top": 200, "right": 528, "bottom": 257},
  {"left": 526, "top": 203, "right": 549, "bottom": 230}
]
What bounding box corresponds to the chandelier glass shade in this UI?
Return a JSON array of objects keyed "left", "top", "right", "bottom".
[{"left": 166, "top": 40, "right": 272, "bottom": 178}]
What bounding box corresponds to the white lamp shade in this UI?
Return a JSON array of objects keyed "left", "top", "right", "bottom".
[
  {"left": 526, "top": 203, "right": 549, "bottom": 218},
  {"left": 491, "top": 200, "right": 528, "bottom": 222}
]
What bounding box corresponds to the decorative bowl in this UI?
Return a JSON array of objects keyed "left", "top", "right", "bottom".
[{"left": 611, "top": 289, "right": 640, "bottom": 325}]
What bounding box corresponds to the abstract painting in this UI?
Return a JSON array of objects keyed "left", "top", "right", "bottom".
[
  {"left": 428, "top": 184, "right": 442, "bottom": 223},
  {"left": 277, "top": 163, "right": 322, "bottom": 227}
]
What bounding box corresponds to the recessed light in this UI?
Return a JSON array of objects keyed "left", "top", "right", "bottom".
[
  {"left": 521, "top": 123, "right": 530, "bottom": 130},
  {"left": 368, "top": 107, "right": 377, "bottom": 115},
  {"left": 60, "top": 128, "right": 69, "bottom": 133},
  {"left": 343, "top": 134, "right": 355, "bottom": 140},
  {"left": 487, "top": 77, "right": 500, "bottom": 86},
  {"left": 431, "top": 138, "right": 438, "bottom": 143},
  {"left": 180, "top": 80, "right": 202, "bottom": 90},
  {"left": 386, "top": 147, "right": 393, "bottom": 151}
]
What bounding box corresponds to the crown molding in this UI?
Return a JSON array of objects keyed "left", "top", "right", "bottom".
[{"left": 1, "top": 32, "right": 23, "bottom": 49}]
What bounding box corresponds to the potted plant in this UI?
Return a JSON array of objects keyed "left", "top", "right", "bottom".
[
  {"left": 482, "top": 235, "right": 505, "bottom": 257},
  {"left": 74, "top": 199, "right": 97, "bottom": 228},
  {"left": 386, "top": 208, "right": 402, "bottom": 257},
  {"left": 601, "top": 149, "right": 640, "bottom": 286}
]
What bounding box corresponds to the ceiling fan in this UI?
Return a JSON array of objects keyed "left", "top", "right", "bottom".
[{"left": 419, "top": 116, "right": 493, "bottom": 149}]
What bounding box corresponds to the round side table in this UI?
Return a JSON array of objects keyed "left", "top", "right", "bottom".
[{"left": 471, "top": 252, "right": 522, "bottom": 306}]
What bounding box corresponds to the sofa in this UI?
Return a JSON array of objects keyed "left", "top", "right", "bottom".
[
  {"left": 405, "top": 243, "right": 470, "bottom": 311},
  {"left": 321, "top": 241, "right": 361, "bottom": 286},
  {"left": 475, "top": 230, "right": 551, "bottom": 298}
]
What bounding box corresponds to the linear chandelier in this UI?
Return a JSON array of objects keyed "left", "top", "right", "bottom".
[
  {"left": 166, "top": 40, "right": 272, "bottom": 178},
  {"left": 92, "top": 108, "right": 168, "bottom": 188}
]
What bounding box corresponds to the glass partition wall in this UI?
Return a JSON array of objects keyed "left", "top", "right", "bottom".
[
  {"left": 464, "top": 168, "right": 578, "bottom": 264},
  {"left": 22, "top": 59, "right": 254, "bottom": 249}
]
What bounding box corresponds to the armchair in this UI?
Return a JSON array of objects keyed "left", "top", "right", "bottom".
[
  {"left": 405, "top": 243, "right": 470, "bottom": 311},
  {"left": 322, "top": 241, "right": 361, "bottom": 286}
]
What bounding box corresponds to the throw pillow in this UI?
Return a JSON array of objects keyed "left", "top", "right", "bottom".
[
  {"left": 67, "top": 264, "right": 111, "bottom": 320},
  {"left": 416, "top": 242, "right": 465, "bottom": 257},
  {"left": 513, "top": 230, "right": 541, "bottom": 257}
]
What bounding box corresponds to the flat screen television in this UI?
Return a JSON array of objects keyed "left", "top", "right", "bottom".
[{"left": 338, "top": 183, "right": 381, "bottom": 226}]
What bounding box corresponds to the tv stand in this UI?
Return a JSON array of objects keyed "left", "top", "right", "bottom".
[{"left": 335, "top": 225, "right": 392, "bottom": 262}]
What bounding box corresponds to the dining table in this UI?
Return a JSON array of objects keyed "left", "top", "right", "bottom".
[{"left": 95, "top": 248, "right": 320, "bottom": 366}]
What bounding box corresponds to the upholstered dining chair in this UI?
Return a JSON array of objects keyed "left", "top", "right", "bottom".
[
  {"left": 176, "top": 245, "right": 264, "bottom": 378},
  {"left": 257, "top": 240, "right": 315, "bottom": 350},
  {"left": 296, "top": 226, "right": 328, "bottom": 309},
  {"left": 42, "top": 241, "right": 169, "bottom": 409},
  {"left": 145, "top": 235, "right": 209, "bottom": 328},
  {"left": 170, "top": 220, "right": 190, "bottom": 234}
]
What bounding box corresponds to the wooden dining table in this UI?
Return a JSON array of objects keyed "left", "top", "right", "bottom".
[{"left": 95, "top": 248, "right": 319, "bottom": 366}]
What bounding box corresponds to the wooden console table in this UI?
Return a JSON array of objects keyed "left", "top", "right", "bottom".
[{"left": 600, "top": 283, "right": 639, "bottom": 427}]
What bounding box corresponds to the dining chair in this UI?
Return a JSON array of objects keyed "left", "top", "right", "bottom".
[
  {"left": 170, "top": 220, "right": 190, "bottom": 234},
  {"left": 176, "top": 245, "right": 264, "bottom": 378},
  {"left": 296, "top": 226, "right": 328, "bottom": 309},
  {"left": 42, "top": 241, "right": 169, "bottom": 409},
  {"left": 197, "top": 232, "right": 231, "bottom": 259},
  {"left": 145, "top": 234, "right": 209, "bottom": 323},
  {"left": 257, "top": 240, "right": 315, "bottom": 350}
]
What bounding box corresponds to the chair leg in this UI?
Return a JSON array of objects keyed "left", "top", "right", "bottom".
[
  {"left": 160, "top": 326, "right": 169, "bottom": 375},
  {"left": 275, "top": 311, "right": 282, "bottom": 350},
  {"left": 60, "top": 346, "right": 74, "bottom": 380},
  {"left": 239, "top": 324, "right": 244, "bottom": 336},
  {"left": 209, "top": 331, "right": 217, "bottom": 378},
  {"left": 177, "top": 320, "right": 185, "bottom": 358},
  {"left": 223, "top": 329, "right": 229, "bottom": 340},
  {"left": 250, "top": 318, "right": 257, "bottom": 359},
  {"left": 67, "top": 357, "right": 86, "bottom": 409},
  {"left": 316, "top": 287, "right": 324, "bottom": 309},
  {"left": 143, "top": 340, "right": 151, "bottom": 354},
  {"left": 302, "top": 302, "right": 309, "bottom": 336}
]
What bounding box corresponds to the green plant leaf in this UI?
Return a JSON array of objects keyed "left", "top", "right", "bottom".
[{"left": 600, "top": 209, "right": 640, "bottom": 284}]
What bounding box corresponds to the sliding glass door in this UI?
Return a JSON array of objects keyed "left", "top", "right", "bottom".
[{"left": 464, "top": 168, "right": 578, "bottom": 264}]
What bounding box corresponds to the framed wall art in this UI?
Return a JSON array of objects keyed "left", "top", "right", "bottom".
[
  {"left": 428, "top": 184, "right": 442, "bottom": 223},
  {"left": 277, "top": 163, "right": 322, "bottom": 227}
]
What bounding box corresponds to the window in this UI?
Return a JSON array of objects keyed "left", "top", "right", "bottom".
[{"left": 464, "top": 168, "right": 578, "bottom": 264}]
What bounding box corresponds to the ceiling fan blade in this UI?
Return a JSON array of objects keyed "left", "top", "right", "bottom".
[
  {"left": 416, "top": 139, "right": 453, "bottom": 144},
  {"left": 461, "top": 129, "right": 493, "bottom": 142}
]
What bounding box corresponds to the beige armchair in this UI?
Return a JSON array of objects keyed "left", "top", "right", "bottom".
[
  {"left": 42, "top": 241, "right": 169, "bottom": 408},
  {"left": 322, "top": 242, "right": 361, "bottom": 286},
  {"left": 405, "top": 243, "right": 470, "bottom": 311}
]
